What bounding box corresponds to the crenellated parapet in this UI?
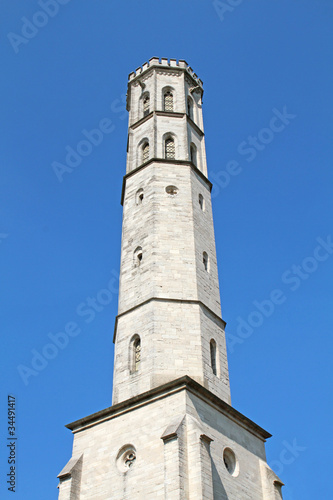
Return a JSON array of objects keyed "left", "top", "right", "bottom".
[{"left": 128, "top": 57, "right": 203, "bottom": 88}]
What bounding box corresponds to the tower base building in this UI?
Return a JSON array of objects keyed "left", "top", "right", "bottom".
[{"left": 57, "top": 58, "right": 284, "bottom": 500}]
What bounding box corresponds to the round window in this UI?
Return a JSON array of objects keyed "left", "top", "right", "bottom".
[
  {"left": 116, "top": 445, "right": 137, "bottom": 473},
  {"left": 223, "top": 448, "right": 239, "bottom": 477},
  {"left": 165, "top": 185, "right": 178, "bottom": 195}
]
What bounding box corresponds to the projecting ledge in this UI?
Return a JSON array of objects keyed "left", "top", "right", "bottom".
[
  {"left": 57, "top": 455, "right": 83, "bottom": 480},
  {"left": 65, "top": 376, "right": 271, "bottom": 443},
  {"left": 113, "top": 297, "right": 226, "bottom": 343},
  {"left": 120, "top": 159, "right": 212, "bottom": 205},
  {"left": 161, "top": 415, "right": 185, "bottom": 442}
]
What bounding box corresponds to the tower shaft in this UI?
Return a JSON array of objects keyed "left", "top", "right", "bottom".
[{"left": 113, "top": 59, "right": 229, "bottom": 403}]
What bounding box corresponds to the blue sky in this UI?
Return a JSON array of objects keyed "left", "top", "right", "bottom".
[{"left": 0, "top": 1, "right": 332, "bottom": 498}]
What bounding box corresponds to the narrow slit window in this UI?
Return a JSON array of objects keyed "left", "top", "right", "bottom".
[
  {"left": 134, "top": 247, "right": 143, "bottom": 267},
  {"left": 130, "top": 336, "right": 141, "bottom": 373},
  {"left": 143, "top": 95, "right": 150, "bottom": 117},
  {"left": 203, "top": 251, "right": 209, "bottom": 271},
  {"left": 190, "top": 143, "right": 197, "bottom": 166},
  {"left": 198, "top": 194, "right": 204, "bottom": 210},
  {"left": 165, "top": 138, "right": 175, "bottom": 159},
  {"left": 210, "top": 340, "right": 217, "bottom": 375},
  {"left": 133, "top": 337, "right": 141, "bottom": 371},
  {"left": 136, "top": 189, "right": 144, "bottom": 205},
  {"left": 164, "top": 91, "right": 174, "bottom": 112},
  {"left": 187, "top": 97, "right": 193, "bottom": 120},
  {"left": 142, "top": 142, "right": 149, "bottom": 163}
]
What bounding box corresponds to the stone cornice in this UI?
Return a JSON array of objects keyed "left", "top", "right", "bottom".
[
  {"left": 129, "top": 111, "right": 204, "bottom": 137},
  {"left": 155, "top": 110, "right": 184, "bottom": 119},
  {"left": 187, "top": 115, "right": 204, "bottom": 137},
  {"left": 130, "top": 111, "right": 154, "bottom": 129},
  {"left": 121, "top": 159, "right": 212, "bottom": 205},
  {"left": 66, "top": 376, "right": 271, "bottom": 442},
  {"left": 113, "top": 297, "right": 226, "bottom": 343}
]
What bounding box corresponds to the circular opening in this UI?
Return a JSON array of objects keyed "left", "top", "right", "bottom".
[
  {"left": 223, "top": 448, "right": 239, "bottom": 477},
  {"left": 116, "top": 445, "right": 137, "bottom": 473},
  {"left": 165, "top": 185, "right": 178, "bottom": 196}
]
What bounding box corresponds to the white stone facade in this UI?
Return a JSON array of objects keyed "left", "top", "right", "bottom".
[
  {"left": 113, "top": 160, "right": 230, "bottom": 404},
  {"left": 114, "top": 58, "right": 228, "bottom": 405},
  {"left": 57, "top": 58, "right": 283, "bottom": 499},
  {"left": 126, "top": 59, "right": 206, "bottom": 176},
  {"left": 58, "top": 379, "right": 282, "bottom": 499}
]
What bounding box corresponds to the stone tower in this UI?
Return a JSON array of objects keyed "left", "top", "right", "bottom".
[{"left": 57, "top": 58, "right": 284, "bottom": 499}]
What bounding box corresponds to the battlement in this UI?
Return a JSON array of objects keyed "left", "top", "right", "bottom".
[{"left": 128, "top": 57, "right": 203, "bottom": 87}]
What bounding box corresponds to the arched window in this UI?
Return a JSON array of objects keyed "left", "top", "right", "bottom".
[
  {"left": 136, "top": 188, "right": 144, "bottom": 205},
  {"left": 190, "top": 143, "right": 197, "bottom": 166},
  {"left": 165, "top": 137, "right": 175, "bottom": 159},
  {"left": 203, "top": 251, "right": 209, "bottom": 271},
  {"left": 130, "top": 336, "right": 141, "bottom": 373},
  {"left": 143, "top": 94, "right": 150, "bottom": 117},
  {"left": 133, "top": 337, "right": 141, "bottom": 371},
  {"left": 198, "top": 194, "right": 204, "bottom": 211},
  {"left": 142, "top": 142, "right": 149, "bottom": 163},
  {"left": 210, "top": 339, "right": 217, "bottom": 375},
  {"left": 134, "top": 246, "right": 143, "bottom": 267},
  {"left": 164, "top": 90, "right": 174, "bottom": 112},
  {"left": 187, "top": 96, "right": 193, "bottom": 120}
]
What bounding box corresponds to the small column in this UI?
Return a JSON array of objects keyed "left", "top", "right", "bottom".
[
  {"left": 259, "top": 460, "right": 284, "bottom": 499},
  {"left": 161, "top": 416, "right": 187, "bottom": 500},
  {"left": 187, "top": 416, "right": 213, "bottom": 499},
  {"left": 199, "top": 434, "right": 214, "bottom": 500},
  {"left": 57, "top": 455, "right": 83, "bottom": 500}
]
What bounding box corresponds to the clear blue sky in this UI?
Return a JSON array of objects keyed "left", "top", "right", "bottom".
[{"left": 1, "top": 1, "right": 332, "bottom": 498}]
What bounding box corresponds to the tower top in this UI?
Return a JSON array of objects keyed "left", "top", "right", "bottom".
[{"left": 128, "top": 57, "right": 203, "bottom": 88}]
